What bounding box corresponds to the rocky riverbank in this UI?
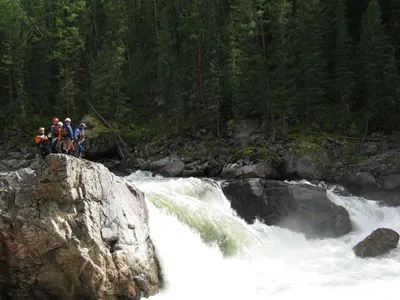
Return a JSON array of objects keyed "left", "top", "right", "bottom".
[
  {"left": 2, "top": 120, "right": 400, "bottom": 206},
  {"left": 118, "top": 126, "right": 400, "bottom": 207}
]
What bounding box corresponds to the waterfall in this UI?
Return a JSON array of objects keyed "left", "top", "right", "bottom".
[{"left": 125, "top": 171, "right": 400, "bottom": 300}]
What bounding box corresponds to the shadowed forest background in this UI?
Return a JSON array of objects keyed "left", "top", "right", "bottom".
[{"left": 1, "top": 0, "right": 400, "bottom": 141}]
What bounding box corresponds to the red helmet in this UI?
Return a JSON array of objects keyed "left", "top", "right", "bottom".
[{"left": 53, "top": 117, "right": 59, "bottom": 124}]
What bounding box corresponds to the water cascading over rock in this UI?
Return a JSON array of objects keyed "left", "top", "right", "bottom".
[{"left": 221, "top": 179, "right": 352, "bottom": 238}]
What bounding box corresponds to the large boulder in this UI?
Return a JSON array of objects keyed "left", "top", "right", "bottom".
[
  {"left": 0, "top": 154, "right": 161, "bottom": 300},
  {"left": 150, "top": 156, "right": 185, "bottom": 177},
  {"left": 221, "top": 161, "right": 278, "bottom": 179},
  {"left": 280, "top": 151, "right": 327, "bottom": 181},
  {"left": 221, "top": 179, "right": 351, "bottom": 238},
  {"left": 382, "top": 173, "right": 400, "bottom": 190},
  {"left": 85, "top": 133, "right": 124, "bottom": 160},
  {"left": 353, "top": 228, "right": 399, "bottom": 258},
  {"left": 80, "top": 115, "right": 124, "bottom": 160}
]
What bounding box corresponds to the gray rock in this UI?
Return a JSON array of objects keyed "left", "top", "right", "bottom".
[
  {"left": 231, "top": 120, "right": 261, "bottom": 146},
  {"left": 151, "top": 156, "right": 185, "bottom": 177},
  {"left": 382, "top": 173, "right": 400, "bottom": 190},
  {"left": 221, "top": 161, "right": 278, "bottom": 179},
  {"left": 353, "top": 228, "right": 399, "bottom": 258},
  {"left": 151, "top": 156, "right": 172, "bottom": 168},
  {"left": 355, "top": 172, "right": 376, "bottom": 185},
  {"left": 0, "top": 158, "right": 35, "bottom": 172},
  {"left": 241, "top": 162, "right": 278, "bottom": 179},
  {"left": 85, "top": 133, "right": 123, "bottom": 160},
  {"left": 221, "top": 163, "right": 242, "bottom": 178},
  {"left": 0, "top": 154, "right": 161, "bottom": 299},
  {"left": 221, "top": 179, "right": 352, "bottom": 238},
  {"left": 161, "top": 159, "right": 185, "bottom": 177},
  {"left": 281, "top": 152, "right": 326, "bottom": 180}
]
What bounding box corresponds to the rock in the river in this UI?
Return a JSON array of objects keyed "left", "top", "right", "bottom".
[{"left": 353, "top": 228, "right": 399, "bottom": 258}]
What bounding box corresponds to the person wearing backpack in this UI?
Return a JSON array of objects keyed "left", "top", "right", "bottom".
[
  {"left": 61, "top": 118, "right": 74, "bottom": 155},
  {"left": 74, "top": 122, "right": 87, "bottom": 158}
]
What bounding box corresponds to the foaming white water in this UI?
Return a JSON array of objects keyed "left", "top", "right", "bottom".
[{"left": 125, "top": 172, "right": 400, "bottom": 300}]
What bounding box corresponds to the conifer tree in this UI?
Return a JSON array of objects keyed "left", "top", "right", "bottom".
[
  {"left": 332, "top": 0, "right": 354, "bottom": 129},
  {"left": 294, "top": 0, "right": 327, "bottom": 125},
  {"left": 0, "top": 0, "right": 28, "bottom": 128},
  {"left": 49, "top": 0, "right": 87, "bottom": 117},
  {"left": 357, "top": 0, "right": 391, "bottom": 132},
  {"left": 90, "top": 1, "right": 128, "bottom": 120}
]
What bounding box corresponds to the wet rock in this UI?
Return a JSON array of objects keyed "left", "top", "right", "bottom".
[
  {"left": 221, "top": 179, "right": 351, "bottom": 238},
  {"left": 151, "top": 155, "right": 185, "bottom": 177},
  {"left": 353, "top": 228, "right": 399, "bottom": 258}
]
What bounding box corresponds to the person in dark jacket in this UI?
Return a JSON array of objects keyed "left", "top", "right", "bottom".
[
  {"left": 74, "top": 122, "right": 87, "bottom": 158},
  {"left": 61, "top": 118, "right": 74, "bottom": 154},
  {"left": 50, "top": 117, "right": 59, "bottom": 152},
  {"left": 35, "top": 127, "right": 50, "bottom": 158}
]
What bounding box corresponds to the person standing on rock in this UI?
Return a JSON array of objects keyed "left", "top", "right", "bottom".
[
  {"left": 73, "top": 122, "right": 87, "bottom": 158},
  {"left": 62, "top": 118, "right": 74, "bottom": 155},
  {"left": 54, "top": 121, "right": 64, "bottom": 153},
  {"left": 50, "top": 117, "right": 59, "bottom": 153},
  {"left": 35, "top": 127, "right": 51, "bottom": 158}
]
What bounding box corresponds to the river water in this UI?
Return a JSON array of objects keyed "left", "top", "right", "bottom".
[{"left": 124, "top": 171, "right": 400, "bottom": 300}]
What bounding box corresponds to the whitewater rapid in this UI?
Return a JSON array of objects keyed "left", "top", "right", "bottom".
[{"left": 124, "top": 172, "right": 400, "bottom": 300}]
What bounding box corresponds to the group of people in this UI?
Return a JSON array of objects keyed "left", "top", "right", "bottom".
[{"left": 35, "top": 117, "right": 87, "bottom": 159}]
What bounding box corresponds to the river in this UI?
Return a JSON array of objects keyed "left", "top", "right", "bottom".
[{"left": 124, "top": 171, "right": 400, "bottom": 300}]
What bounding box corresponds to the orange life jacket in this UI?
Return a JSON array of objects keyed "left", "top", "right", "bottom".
[
  {"left": 35, "top": 135, "right": 48, "bottom": 145},
  {"left": 35, "top": 135, "right": 42, "bottom": 145},
  {"left": 57, "top": 127, "right": 63, "bottom": 141}
]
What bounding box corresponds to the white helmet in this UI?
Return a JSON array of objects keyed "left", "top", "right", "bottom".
[
  {"left": 64, "top": 118, "right": 71, "bottom": 123},
  {"left": 57, "top": 122, "right": 63, "bottom": 127}
]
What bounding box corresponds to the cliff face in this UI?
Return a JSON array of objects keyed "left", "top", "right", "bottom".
[{"left": 0, "top": 154, "right": 161, "bottom": 300}]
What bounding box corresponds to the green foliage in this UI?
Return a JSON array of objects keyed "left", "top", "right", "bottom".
[
  {"left": 120, "top": 125, "right": 160, "bottom": 144},
  {"left": 357, "top": 0, "right": 398, "bottom": 132},
  {"left": 234, "top": 147, "right": 256, "bottom": 159},
  {"left": 330, "top": 0, "right": 355, "bottom": 130},
  {"left": 0, "top": 0, "right": 28, "bottom": 129},
  {"left": 1, "top": 0, "right": 400, "bottom": 138},
  {"left": 50, "top": 0, "right": 87, "bottom": 115},
  {"left": 233, "top": 146, "right": 272, "bottom": 161},
  {"left": 91, "top": 39, "right": 129, "bottom": 120}
]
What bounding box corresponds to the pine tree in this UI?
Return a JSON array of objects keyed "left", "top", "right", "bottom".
[
  {"left": 203, "top": 0, "right": 232, "bottom": 136},
  {"left": 0, "top": 0, "right": 28, "bottom": 128},
  {"left": 90, "top": 1, "right": 129, "bottom": 121},
  {"left": 264, "top": 0, "right": 298, "bottom": 136},
  {"left": 294, "top": 0, "right": 327, "bottom": 125},
  {"left": 229, "top": 0, "right": 267, "bottom": 119},
  {"left": 49, "top": 0, "right": 87, "bottom": 117},
  {"left": 357, "top": 0, "right": 391, "bottom": 132},
  {"left": 332, "top": 0, "right": 354, "bottom": 130}
]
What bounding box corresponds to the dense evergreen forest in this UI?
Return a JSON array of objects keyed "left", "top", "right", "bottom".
[{"left": 1, "top": 0, "right": 400, "bottom": 140}]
